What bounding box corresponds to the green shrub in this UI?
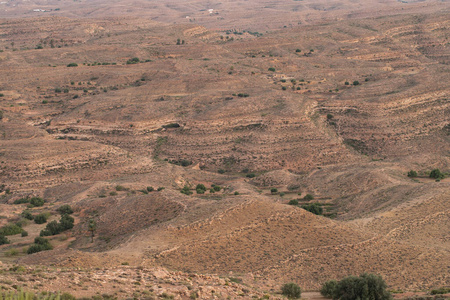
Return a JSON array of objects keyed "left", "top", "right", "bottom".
[
  {"left": 302, "top": 203, "right": 323, "bottom": 215},
  {"left": 0, "top": 235, "right": 9, "bottom": 245},
  {"left": 29, "top": 197, "right": 45, "bottom": 207},
  {"left": 213, "top": 185, "right": 221, "bottom": 191},
  {"left": 430, "top": 169, "right": 444, "bottom": 180},
  {"left": 407, "top": 170, "right": 418, "bottom": 178},
  {"left": 322, "top": 273, "right": 392, "bottom": 300},
  {"left": 320, "top": 279, "right": 338, "bottom": 298},
  {"left": 34, "top": 213, "right": 48, "bottom": 224},
  {"left": 67, "top": 63, "right": 78, "bottom": 67},
  {"left": 268, "top": 67, "right": 276, "bottom": 72},
  {"left": 126, "top": 57, "right": 140, "bottom": 64},
  {"left": 27, "top": 237, "right": 53, "bottom": 254},
  {"left": 303, "top": 194, "right": 314, "bottom": 201},
  {"left": 246, "top": 173, "right": 256, "bottom": 178},
  {"left": 234, "top": 191, "right": 239, "bottom": 195},
  {"left": 270, "top": 188, "right": 278, "bottom": 194},
  {"left": 21, "top": 230, "right": 28, "bottom": 237},
  {"left": 56, "top": 204, "right": 73, "bottom": 215},
  {"left": 115, "top": 185, "right": 127, "bottom": 191},
  {"left": 196, "top": 184, "right": 206, "bottom": 192},
  {"left": 296, "top": 49, "right": 301, "bottom": 53},
  {"left": 0, "top": 223, "right": 23, "bottom": 236},
  {"left": 288, "top": 199, "right": 299, "bottom": 206},
  {"left": 14, "top": 197, "right": 30, "bottom": 204},
  {"left": 147, "top": 186, "right": 154, "bottom": 192},
  {"left": 218, "top": 169, "right": 226, "bottom": 174},
  {"left": 281, "top": 283, "right": 301, "bottom": 299},
  {"left": 353, "top": 81, "right": 360, "bottom": 86},
  {"left": 157, "top": 187, "right": 165, "bottom": 191},
  {"left": 181, "top": 185, "right": 193, "bottom": 195},
  {"left": 430, "top": 287, "right": 450, "bottom": 295}
]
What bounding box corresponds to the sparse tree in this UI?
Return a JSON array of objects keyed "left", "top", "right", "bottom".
[{"left": 88, "top": 219, "right": 96, "bottom": 243}]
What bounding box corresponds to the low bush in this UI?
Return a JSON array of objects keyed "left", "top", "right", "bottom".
[
  {"left": 407, "top": 170, "right": 418, "bottom": 178},
  {"left": 180, "top": 185, "right": 193, "bottom": 195},
  {"left": 0, "top": 235, "right": 9, "bottom": 245},
  {"left": 281, "top": 283, "right": 301, "bottom": 299},
  {"left": 288, "top": 199, "right": 299, "bottom": 206},
  {"left": 29, "top": 197, "right": 45, "bottom": 207},
  {"left": 430, "top": 169, "right": 445, "bottom": 180},
  {"left": 431, "top": 287, "right": 450, "bottom": 295},
  {"left": 56, "top": 204, "right": 73, "bottom": 215},
  {"left": 27, "top": 237, "right": 53, "bottom": 254},
  {"left": 0, "top": 223, "right": 23, "bottom": 236},
  {"left": 321, "top": 273, "right": 391, "bottom": 300},
  {"left": 301, "top": 203, "right": 323, "bottom": 215},
  {"left": 303, "top": 194, "right": 314, "bottom": 201},
  {"left": 34, "top": 213, "right": 49, "bottom": 224}
]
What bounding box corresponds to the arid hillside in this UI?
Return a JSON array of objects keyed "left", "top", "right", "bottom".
[{"left": 0, "top": 0, "right": 449, "bottom": 299}]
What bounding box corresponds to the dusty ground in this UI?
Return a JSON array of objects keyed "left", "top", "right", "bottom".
[{"left": 0, "top": 0, "right": 449, "bottom": 298}]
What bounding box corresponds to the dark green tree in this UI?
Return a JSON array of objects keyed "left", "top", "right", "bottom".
[{"left": 281, "top": 283, "right": 301, "bottom": 299}]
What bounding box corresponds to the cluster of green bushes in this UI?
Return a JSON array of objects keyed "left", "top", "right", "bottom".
[
  {"left": 40, "top": 205, "right": 74, "bottom": 236},
  {"left": 180, "top": 185, "right": 192, "bottom": 195},
  {"left": 168, "top": 159, "right": 192, "bottom": 167},
  {"left": 27, "top": 237, "right": 53, "bottom": 254},
  {"left": 0, "top": 290, "right": 76, "bottom": 300},
  {"left": 320, "top": 273, "right": 392, "bottom": 300},
  {"left": 0, "top": 222, "right": 28, "bottom": 244},
  {"left": 210, "top": 184, "right": 222, "bottom": 193},
  {"left": 407, "top": 168, "right": 446, "bottom": 180},
  {"left": 13, "top": 196, "right": 45, "bottom": 207},
  {"left": 281, "top": 283, "right": 302, "bottom": 299},
  {"left": 431, "top": 287, "right": 450, "bottom": 295}
]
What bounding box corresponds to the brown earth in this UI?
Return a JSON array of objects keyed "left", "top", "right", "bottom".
[{"left": 0, "top": 0, "right": 449, "bottom": 298}]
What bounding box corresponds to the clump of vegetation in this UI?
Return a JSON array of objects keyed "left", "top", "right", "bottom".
[
  {"left": 407, "top": 170, "right": 418, "bottom": 177},
  {"left": 237, "top": 93, "right": 249, "bottom": 97},
  {"left": 288, "top": 199, "right": 299, "bottom": 206},
  {"left": 302, "top": 203, "right": 323, "bottom": 215},
  {"left": 303, "top": 194, "right": 314, "bottom": 201},
  {"left": 27, "top": 237, "right": 53, "bottom": 254},
  {"left": 0, "top": 290, "right": 76, "bottom": 300},
  {"left": 0, "top": 223, "right": 23, "bottom": 236},
  {"left": 126, "top": 57, "right": 140, "bottom": 64},
  {"left": 270, "top": 188, "right": 278, "bottom": 194},
  {"left": 21, "top": 210, "right": 34, "bottom": 220},
  {"left": 196, "top": 184, "right": 207, "bottom": 194},
  {"left": 321, "top": 273, "right": 392, "bottom": 300},
  {"left": 0, "top": 235, "right": 10, "bottom": 245},
  {"left": 147, "top": 186, "right": 154, "bottom": 192},
  {"left": 34, "top": 213, "right": 49, "bottom": 224},
  {"left": 40, "top": 214, "right": 74, "bottom": 236},
  {"left": 180, "top": 185, "right": 193, "bottom": 195},
  {"left": 246, "top": 173, "right": 256, "bottom": 178},
  {"left": 429, "top": 169, "right": 445, "bottom": 180},
  {"left": 13, "top": 196, "right": 45, "bottom": 207},
  {"left": 268, "top": 67, "right": 276, "bottom": 72},
  {"left": 169, "top": 159, "right": 192, "bottom": 167},
  {"left": 353, "top": 80, "right": 360, "bottom": 86},
  {"left": 67, "top": 63, "right": 78, "bottom": 67},
  {"left": 56, "top": 204, "right": 73, "bottom": 215},
  {"left": 430, "top": 287, "right": 450, "bottom": 295},
  {"left": 115, "top": 185, "right": 128, "bottom": 191},
  {"left": 281, "top": 283, "right": 301, "bottom": 299}
]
